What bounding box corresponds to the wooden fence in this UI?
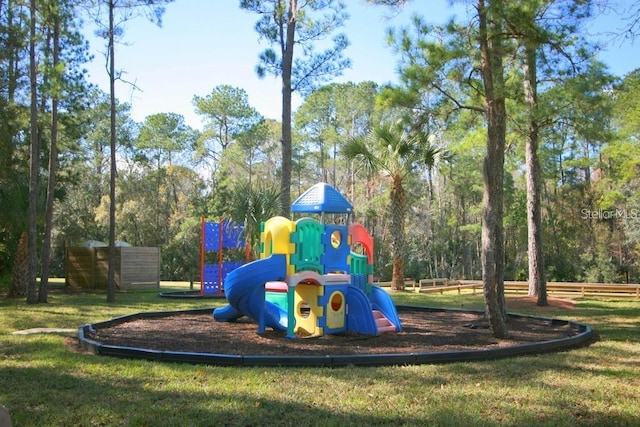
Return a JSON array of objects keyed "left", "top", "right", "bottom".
[
  {"left": 407, "top": 279, "right": 640, "bottom": 298},
  {"left": 65, "top": 247, "right": 160, "bottom": 290}
]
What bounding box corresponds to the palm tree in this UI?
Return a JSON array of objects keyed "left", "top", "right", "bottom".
[
  {"left": 343, "top": 124, "right": 442, "bottom": 290},
  {"left": 226, "top": 182, "right": 281, "bottom": 260}
]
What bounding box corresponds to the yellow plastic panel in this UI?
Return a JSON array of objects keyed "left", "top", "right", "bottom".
[
  {"left": 326, "top": 290, "right": 345, "bottom": 329},
  {"left": 293, "top": 283, "right": 324, "bottom": 336}
]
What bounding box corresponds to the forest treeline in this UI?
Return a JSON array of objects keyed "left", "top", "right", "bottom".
[{"left": 1, "top": 0, "right": 639, "bottom": 298}]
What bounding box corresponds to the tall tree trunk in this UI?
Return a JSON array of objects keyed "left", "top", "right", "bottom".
[
  {"left": 279, "top": 0, "right": 297, "bottom": 216},
  {"left": 9, "top": 233, "right": 28, "bottom": 298},
  {"left": 26, "top": 0, "right": 39, "bottom": 304},
  {"left": 478, "top": 0, "right": 508, "bottom": 338},
  {"left": 522, "top": 43, "right": 547, "bottom": 306},
  {"left": 6, "top": 1, "right": 19, "bottom": 103},
  {"left": 107, "top": 0, "right": 117, "bottom": 303},
  {"left": 390, "top": 175, "right": 406, "bottom": 290},
  {"left": 40, "top": 8, "right": 61, "bottom": 304}
]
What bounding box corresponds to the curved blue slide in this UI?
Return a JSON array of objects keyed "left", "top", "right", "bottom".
[
  {"left": 369, "top": 285, "right": 403, "bottom": 332},
  {"left": 213, "top": 254, "right": 288, "bottom": 333},
  {"left": 346, "top": 285, "right": 403, "bottom": 335}
]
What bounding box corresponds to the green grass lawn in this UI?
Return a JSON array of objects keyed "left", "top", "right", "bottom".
[{"left": 1, "top": 283, "right": 639, "bottom": 426}]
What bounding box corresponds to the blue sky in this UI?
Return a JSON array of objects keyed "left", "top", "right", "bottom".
[{"left": 83, "top": 0, "right": 637, "bottom": 130}]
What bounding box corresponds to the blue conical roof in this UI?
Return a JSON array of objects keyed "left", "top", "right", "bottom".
[{"left": 291, "top": 183, "right": 353, "bottom": 214}]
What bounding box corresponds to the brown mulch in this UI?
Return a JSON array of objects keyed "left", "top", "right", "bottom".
[{"left": 82, "top": 297, "right": 583, "bottom": 356}]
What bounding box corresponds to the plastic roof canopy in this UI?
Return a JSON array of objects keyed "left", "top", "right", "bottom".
[{"left": 290, "top": 183, "right": 353, "bottom": 214}]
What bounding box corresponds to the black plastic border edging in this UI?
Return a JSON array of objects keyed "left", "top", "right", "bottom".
[
  {"left": 77, "top": 306, "right": 595, "bottom": 367},
  {"left": 158, "top": 290, "right": 226, "bottom": 299}
]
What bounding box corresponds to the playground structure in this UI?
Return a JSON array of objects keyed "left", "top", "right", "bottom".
[
  {"left": 200, "top": 218, "right": 246, "bottom": 296},
  {"left": 80, "top": 184, "right": 595, "bottom": 366},
  {"left": 79, "top": 183, "right": 594, "bottom": 364},
  {"left": 213, "top": 183, "right": 402, "bottom": 338}
]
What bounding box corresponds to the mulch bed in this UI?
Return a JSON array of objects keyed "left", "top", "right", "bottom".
[{"left": 84, "top": 297, "right": 583, "bottom": 356}]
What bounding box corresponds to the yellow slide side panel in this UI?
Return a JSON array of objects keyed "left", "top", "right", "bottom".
[
  {"left": 260, "top": 216, "right": 296, "bottom": 258},
  {"left": 293, "top": 284, "right": 324, "bottom": 337}
]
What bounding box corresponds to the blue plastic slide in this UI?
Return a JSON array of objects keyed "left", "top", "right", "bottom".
[
  {"left": 213, "top": 255, "right": 288, "bottom": 332},
  {"left": 369, "top": 285, "right": 403, "bottom": 332},
  {"left": 345, "top": 284, "right": 402, "bottom": 335},
  {"left": 345, "top": 286, "right": 378, "bottom": 334}
]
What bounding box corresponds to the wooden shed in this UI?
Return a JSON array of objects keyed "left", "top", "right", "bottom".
[{"left": 65, "top": 246, "right": 160, "bottom": 290}]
